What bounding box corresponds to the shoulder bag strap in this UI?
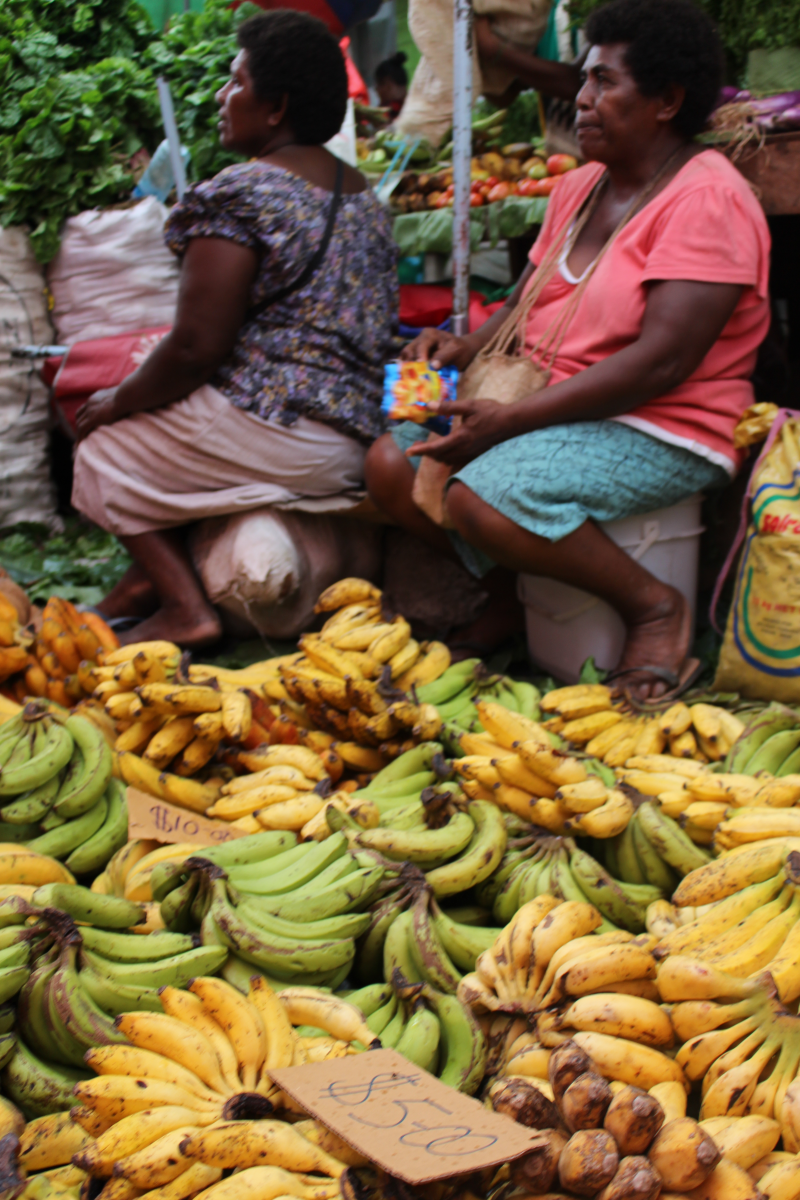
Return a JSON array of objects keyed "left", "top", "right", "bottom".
[{"left": 257, "top": 157, "right": 345, "bottom": 309}]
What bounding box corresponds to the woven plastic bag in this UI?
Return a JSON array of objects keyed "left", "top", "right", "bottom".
[{"left": 715, "top": 411, "right": 800, "bottom": 700}]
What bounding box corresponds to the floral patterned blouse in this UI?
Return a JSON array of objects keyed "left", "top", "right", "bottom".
[{"left": 164, "top": 161, "right": 398, "bottom": 443}]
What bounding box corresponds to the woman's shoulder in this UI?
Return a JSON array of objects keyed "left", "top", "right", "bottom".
[
  {"left": 550, "top": 161, "right": 606, "bottom": 209},
  {"left": 668, "top": 149, "right": 768, "bottom": 225}
]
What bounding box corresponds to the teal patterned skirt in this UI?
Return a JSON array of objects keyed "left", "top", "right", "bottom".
[{"left": 390, "top": 418, "right": 728, "bottom": 577}]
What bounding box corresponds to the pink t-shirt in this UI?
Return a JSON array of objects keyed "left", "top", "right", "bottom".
[{"left": 525, "top": 149, "right": 771, "bottom": 474}]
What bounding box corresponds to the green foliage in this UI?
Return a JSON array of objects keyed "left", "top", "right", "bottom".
[
  {"left": 501, "top": 90, "right": 541, "bottom": 147},
  {"left": 0, "top": 521, "right": 131, "bottom": 607},
  {"left": 0, "top": 0, "right": 261, "bottom": 262},
  {"left": 145, "top": 0, "right": 262, "bottom": 182}
]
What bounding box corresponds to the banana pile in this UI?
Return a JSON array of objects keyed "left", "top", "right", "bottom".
[
  {"left": 205, "top": 744, "right": 339, "bottom": 835},
  {"left": 155, "top": 830, "right": 384, "bottom": 990},
  {"left": 68, "top": 974, "right": 375, "bottom": 1200},
  {"left": 351, "top": 975, "right": 487, "bottom": 1092},
  {"left": 0, "top": 704, "right": 125, "bottom": 875},
  {"left": 488, "top": 1037, "right": 789, "bottom": 1200},
  {"left": 12, "top": 598, "right": 118, "bottom": 709},
  {"left": 477, "top": 825, "right": 684, "bottom": 932},
  {"left": 416, "top": 658, "right": 540, "bottom": 745},
  {"left": 459, "top": 897, "right": 664, "bottom": 1020},
  {"left": 0, "top": 588, "right": 28, "bottom": 692},
  {"left": 649, "top": 844, "right": 800, "bottom": 1001},
  {"left": 546, "top": 684, "right": 745, "bottom": 766}
]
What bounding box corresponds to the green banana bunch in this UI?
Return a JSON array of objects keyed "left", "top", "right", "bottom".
[
  {"left": 1, "top": 1035, "right": 88, "bottom": 1118},
  {"left": 725, "top": 703, "right": 800, "bottom": 773},
  {"left": 0, "top": 712, "right": 73, "bottom": 799},
  {"left": 610, "top": 808, "right": 679, "bottom": 893},
  {"left": 31, "top": 882, "right": 144, "bottom": 929},
  {"left": 567, "top": 841, "right": 660, "bottom": 932},
  {"left": 636, "top": 801, "right": 711, "bottom": 875}
]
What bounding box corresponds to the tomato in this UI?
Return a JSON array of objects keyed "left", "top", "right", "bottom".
[
  {"left": 484, "top": 176, "right": 500, "bottom": 188},
  {"left": 469, "top": 193, "right": 485, "bottom": 207},
  {"left": 527, "top": 161, "right": 548, "bottom": 180},
  {"left": 546, "top": 154, "right": 578, "bottom": 175},
  {"left": 479, "top": 184, "right": 492, "bottom": 197},
  {"left": 487, "top": 182, "right": 511, "bottom": 202},
  {"left": 436, "top": 193, "right": 453, "bottom": 207},
  {"left": 516, "top": 178, "right": 539, "bottom": 197},
  {"left": 531, "top": 175, "right": 559, "bottom": 196}
]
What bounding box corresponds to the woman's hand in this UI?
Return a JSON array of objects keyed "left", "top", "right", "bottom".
[
  {"left": 400, "top": 328, "right": 479, "bottom": 371},
  {"left": 406, "top": 399, "right": 513, "bottom": 468},
  {"left": 75, "top": 388, "right": 123, "bottom": 443}
]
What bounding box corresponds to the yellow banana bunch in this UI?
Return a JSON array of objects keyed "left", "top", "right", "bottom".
[
  {"left": 114, "top": 750, "right": 222, "bottom": 814},
  {"left": 564, "top": 788, "right": 634, "bottom": 838},
  {"left": 0, "top": 846, "right": 75, "bottom": 886}
]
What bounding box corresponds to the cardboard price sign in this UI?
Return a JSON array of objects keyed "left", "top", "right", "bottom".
[
  {"left": 270, "top": 1048, "right": 540, "bottom": 1184},
  {"left": 126, "top": 787, "right": 247, "bottom": 846}
]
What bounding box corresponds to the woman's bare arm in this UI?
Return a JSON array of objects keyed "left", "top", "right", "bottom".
[
  {"left": 410, "top": 277, "right": 744, "bottom": 466},
  {"left": 75, "top": 237, "right": 258, "bottom": 440}
]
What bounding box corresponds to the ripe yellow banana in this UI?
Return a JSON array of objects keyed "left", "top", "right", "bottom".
[
  {"left": 701, "top": 886, "right": 793, "bottom": 961},
  {"left": 221, "top": 691, "right": 252, "bottom": 741},
  {"left": 633, "top": 719, "right": 667, "bottom": 756},
  {"left": 115, "top": 1010, "right": 235, "bottom": 1097},
  {"left": 649, "top": 1080, "right": 688, "bottom": 1122},
  {"left": 387, "top": 638, "right": 420, "bottom": 680},
  {"left": 553, "top": 942, "right": 657, "bottom": 1003},
  {"left": 188, "top": 1165, "right": 341, "bottom": 1200},
  {"left": 473, "top": 702, "right": 548, "bottom": 751},
  {"left": 555, "top": 777, "right": 609, "bottom": 812},
  {"left": 672, "top": 842, "right": 788, "bottom": 907},
  {"left": 188, "top": 977, "right": 266, "bottom": 1092},
  {"left": 18, "top": 1112, "right": 90, "bottom": 1171},
  {"left": 114, "top": 1125, "right": 199, "bottom": 1187},
  {"left": 493, "top": 754, "right": 557, "bottom": 797},
  {"left": 0, "top": 847, "right": 75, "bottom": 886},
  {"left": 571, "top": 1030, "right": 688, "bottom": 1090},
  {"left": 656, "top": 955, "right": 761, "bottom": 1002},
  {"left": 541, "top": 684, "right": 611, "bottom": 712},
  {"left": 107, "top": 839, "right": 159, "bottom": 896},
  {"left": 74, "top": 1077, "right": 222, "bottom": 1122},
  {"left": 85, "top": 1046, "right": 223, "bottom": 1104},
  {"left": 757, "top": 1157, "right": 800, "bottom": 1200},
  {"left": 528, "top": 901, "right": 603, "bottom": 993},
  {"left": 561, "top": 710, "right": 622, "bottom": 744},
  {"left": 395, "top": 640, "right": 451, "bottom": 690},
  {"left": 559, "top": 992, "right": 674, "bottom": 1047},
  {"left": 699, "top": 1115, "right": 781, "bottom": 1170},
  {"left": 619, "top": 770, "right": 689, "bottom": 796},
  {"left": 682, "top": 1155, "right": 764, "bottom": 1199},
  {"left": 115, "top": 719, "right": 164, "bottom": 755},
  {"left": 658, "top": 872, "right": 786, "bottom": 957},
  {"left": 672, "top": 728, "right": 700, "bottom": 757},
  {"left": 276, "top": 989, "right": 376, "bottom": 1047},
  {"left": 158, "top": 987, "right": 243, "bottom": 1093},
  {"left": 754, "top": 778, "right": 800, "bottom": 809},
  {"left": 75, "top": 1107, "right": 219, "bottom": 1176},
  {"left": 683, "top": 801, "right": 730, "bottom": 831},
  {"left": 565, "top": 788, "right": 633, "bottom": 837},
  {"left": 179, "top": 1119, "right": 345, "bottom": 1176},
  {"left": 136, "top": 1161, "right": 223, "bottom": 1200},
  {"left": 658, "top": 702, "right": 694, "bottom": 737},
  {"left": 314, "top": 578, "right": 382, "bottom": 613},
  {"left": 585, "top": 718, "right": 640, "bottom": 759},
  {"left": 248, "top": 978, "right": 299, "bottom": 1077},
  {"left": 235, "top": 746, "right": 327, "bottom": 780},
  {"left": 143, "top": 718, "right": 197, "bottom": 769},
  {"left": 711, "top": 890, "right": 800, "bottom": 977},
  {"left": 516, "top": 742, "right": 587, "bottom": 786},
  {"left": 136, "top": 684, "right": 222, "bottom": 716}
]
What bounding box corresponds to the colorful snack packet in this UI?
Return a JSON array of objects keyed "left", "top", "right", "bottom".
[{"left": 382, "top": 361, "right": 458, "bottom": 435}]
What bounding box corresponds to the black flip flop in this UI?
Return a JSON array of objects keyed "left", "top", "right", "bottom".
[{"left": 605, "top": 656, "right": 703, "bottom": 704}]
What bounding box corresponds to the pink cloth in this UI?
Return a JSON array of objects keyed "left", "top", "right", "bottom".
[{"left": 525, "top": 149, "right": 771, "bottom": 475}]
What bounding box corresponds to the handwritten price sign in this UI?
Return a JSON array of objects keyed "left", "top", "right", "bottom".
[
  {"left": 270, "top": 1048, "right": 539, "bottom": 1183},
  {"left": 126, "top": 788, "right": 247, "bottom": 846}
]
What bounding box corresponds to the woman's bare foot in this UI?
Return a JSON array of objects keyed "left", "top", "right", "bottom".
[
  {"left": 98, "top": 565, "right": 158, "bottom": 620},
  {"left": 615, "top": 585, "right": 692, "bottom": 700},
  {"left": 119, "top": 600, "right": 222, "bottom": 649}
]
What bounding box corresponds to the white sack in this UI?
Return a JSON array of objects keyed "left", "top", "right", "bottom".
[
  {"left": 46, "top": 198, "right": 179, "bottom": 344},
  {"left": 0, "top": 228, "right": 58, "bottom": 528},
  {"left": 191, "top": 509, "right": 382, "bottom": 639}
]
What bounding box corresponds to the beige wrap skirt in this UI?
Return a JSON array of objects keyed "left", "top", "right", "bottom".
[{"left": 72, "top": 385, "right": 368, "bottom": 538}]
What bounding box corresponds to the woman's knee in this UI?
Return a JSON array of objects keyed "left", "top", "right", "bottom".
[
  {"left": 364, "top": 433, "right": 412, "bottom": 501},
  {"left": 447, "top": 481, "right": 495, "bottom": 543}
]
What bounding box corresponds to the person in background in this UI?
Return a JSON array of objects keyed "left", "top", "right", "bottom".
[
  {"left": 375, "top": 50, "right": 408, "bottom": 115},
  {"left": 367, "top": 0, "right": 771, "bottom": 701},
  {"left": 71, "top": 10, "right": 397, "bottom": 649}
]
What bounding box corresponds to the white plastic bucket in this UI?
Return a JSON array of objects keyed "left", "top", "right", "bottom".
[{"left": 518, "top": 494, "right": 705, "bottom": 683}]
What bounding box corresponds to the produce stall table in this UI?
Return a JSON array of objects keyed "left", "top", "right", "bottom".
[{"left": 729, "top": 131, "right": 800, "bottom": 215}]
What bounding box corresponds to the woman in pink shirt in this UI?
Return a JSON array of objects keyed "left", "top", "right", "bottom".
[{"left": 366, "top": 0, "right": 771, "bottom": 699}]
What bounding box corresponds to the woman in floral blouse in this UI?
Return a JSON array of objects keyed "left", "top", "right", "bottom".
[{"left": 72, "top": 9, "right": 397, "bottom": 647}]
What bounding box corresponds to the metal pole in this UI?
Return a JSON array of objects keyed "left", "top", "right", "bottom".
[
  {"left": 451, "top": 0, "right": 473, "bottom": 337},
  {"left": 157, "top": 77, "right": 187, "bottom": 201}
]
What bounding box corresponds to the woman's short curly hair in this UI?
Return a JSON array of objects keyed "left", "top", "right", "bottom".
[
  {"left": 237, "top": 9, "right": 347, "bottom": 145},
  {"left": 585, "top": 0, "right": 723, "bottom": 138}
]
